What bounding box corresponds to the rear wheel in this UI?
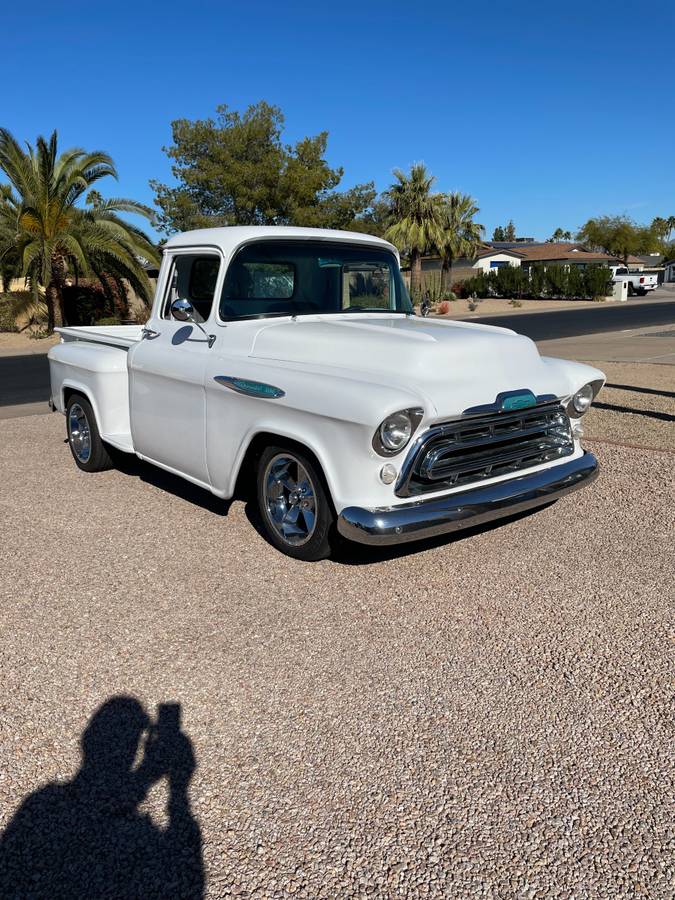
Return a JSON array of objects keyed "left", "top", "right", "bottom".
[
  {"left": 256, "top": 446, "right": 334, "bottom": 560},
  {"left": 66, "top": 394, "right": 113, "bottom": 472}
]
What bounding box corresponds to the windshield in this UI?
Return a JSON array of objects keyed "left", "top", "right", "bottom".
[{"left": 219, "top": 240, "right": 412, "bottom": 321}]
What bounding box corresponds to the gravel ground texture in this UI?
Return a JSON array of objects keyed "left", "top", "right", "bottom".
[
  {"left": 0, "top": 414, "right": 673, "bottom": 898},
  {"left": 581, "top": 362, "right": 675, "bottom": 451}
]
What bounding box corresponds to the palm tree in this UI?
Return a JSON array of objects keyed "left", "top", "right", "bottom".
[
  {"left": 436, "top": 193, "right": 484, "bottom": 291},
  {"left": 0, "top": 185, "right": 20, "bottom": 291},
  {"left": 384, "top": 163, "right": 443, "bottom": 298},
  {"left": 0, "top": 129, "right": 159, "bottom": 331}
]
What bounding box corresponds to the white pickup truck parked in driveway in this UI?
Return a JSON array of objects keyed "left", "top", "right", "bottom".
[
  {"left": 49, "top": 226, "right": 603, "bottom": 560},
  {"left": 610, "top": 266, "right": 658, "bottom": 295}
]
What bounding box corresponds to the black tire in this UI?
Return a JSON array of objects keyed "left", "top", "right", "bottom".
[
  {"left": 637, "top": 289, "right": 647, "bottom": 296},
  {"left": 256, "top": 444, "right": 334, "bottom": 561},
  {"left": 65, "top": 393, "right": 114, "bottom": 472}
]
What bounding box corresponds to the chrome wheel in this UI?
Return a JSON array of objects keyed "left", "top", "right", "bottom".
[
  {"left": 263, "top": 453, "right": 317, "bottom": 546},
  {"left": 68, "top": 403, "right": 91, "bottom": 463}
]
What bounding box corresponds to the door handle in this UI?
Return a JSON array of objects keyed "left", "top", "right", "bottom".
[{"left": 141, "top": 327, "right": 160, "bottom": 339}]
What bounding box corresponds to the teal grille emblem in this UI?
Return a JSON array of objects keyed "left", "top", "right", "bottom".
[{"left": 501, "top": 391, "right": 536, "bottom": 411}]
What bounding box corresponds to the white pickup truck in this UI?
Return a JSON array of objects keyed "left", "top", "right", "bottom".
[
  {"left": 49, "top": 226, "right": 603, "bottom": 560},
  {"left": 610, "top": 266, "right": 658, "bottom": 296}
]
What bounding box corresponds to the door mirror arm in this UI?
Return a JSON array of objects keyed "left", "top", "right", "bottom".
[{"left": 170, "top": 299, "right": 216, "bottom": 348}]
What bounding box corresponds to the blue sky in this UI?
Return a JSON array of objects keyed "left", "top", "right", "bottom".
[{"left": 4, "top": 0, "right": 673, "bottom": 240}]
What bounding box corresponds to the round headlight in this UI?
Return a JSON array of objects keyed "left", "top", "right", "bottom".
[
  {"left": 572, "top": 383, "right": 594, "bottom": 415},
  {"left": 380, "top": 411, "right": 413, "bottom": 451}
]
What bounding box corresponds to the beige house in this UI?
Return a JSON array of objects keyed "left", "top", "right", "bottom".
[{"left": 406, "top": 242, "right": 645, "bottom": 290}]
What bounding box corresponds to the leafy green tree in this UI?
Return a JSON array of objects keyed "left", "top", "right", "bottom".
[
  {"left": 151, "top": 102, "right": 376, "bottom": 234},
  {"left": 436, "top": 193, "right": 483, "bottom": 290},
  {"left": 383, "top": 163, "right": 443, "bottom": 298},
  {"left": 348, "top": 197, "right": 392, "bottom": 238},
  {"left": 492, "top": 220, "right": 516, "bottom": 241},
  {"left": 0, "top": 129, "right": 158, "bottom": 331},
  {"left": 577, "top": 215, "right": 660, "bottom": 263}
]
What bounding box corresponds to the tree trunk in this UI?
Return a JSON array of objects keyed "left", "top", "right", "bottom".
[
  {"left": 410, "top": 249, "right": 422, "bottom": 300},
  {"left": 441, "top": 254, "right": 453, "bottom": 293},
  {"left": 46, "top": 280, "right": 64, "bottom": 332}
]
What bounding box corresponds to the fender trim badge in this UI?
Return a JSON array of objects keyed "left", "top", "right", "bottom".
[{"left": 214, "top": 376, "right": 285, "bottom": 399}]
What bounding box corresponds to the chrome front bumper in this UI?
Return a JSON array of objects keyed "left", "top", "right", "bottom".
[{"left": 337, "top": 452, "right": 599, "bottom": 546}]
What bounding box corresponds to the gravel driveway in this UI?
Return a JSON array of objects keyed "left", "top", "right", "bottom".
[{"left": 0, "top": 414, "right": 673, "bottom": 898}]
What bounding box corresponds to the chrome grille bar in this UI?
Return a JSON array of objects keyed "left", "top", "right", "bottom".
[{"left": 397, "top": 403, "right": 575, "bottom": 497}]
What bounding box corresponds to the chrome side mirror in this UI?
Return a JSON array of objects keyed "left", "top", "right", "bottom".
[
  {"left": 171, "top": 298, "right": 193, "bottom": 322},
  {"left": 169, "top": 298, "right": 216, "bottom": 348}
]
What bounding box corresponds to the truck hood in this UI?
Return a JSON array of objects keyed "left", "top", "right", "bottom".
[{"left": 249, "top": 314, "right": 571, "bottom": 416}]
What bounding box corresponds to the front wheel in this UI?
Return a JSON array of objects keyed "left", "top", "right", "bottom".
[
  {"left": 256, "top": 446, "right": 334, "bottom": 560},
  {"left": 66, "top": 394, "right": 113, "bottom": 472}
]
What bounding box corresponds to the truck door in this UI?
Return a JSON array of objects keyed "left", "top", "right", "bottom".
[{"left": 127, "top": 249, "right": 222, "bottom": 486}]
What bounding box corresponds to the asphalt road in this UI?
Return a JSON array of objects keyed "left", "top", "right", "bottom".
[
  {"left": 0, "top": 353, "right": 50, "bottom": 407},
  {"left": 471, "top": 295, "right": 675, "bottom": 340},
  {"left": 1, "top": 297, "right": 674, "bottom": 408}
]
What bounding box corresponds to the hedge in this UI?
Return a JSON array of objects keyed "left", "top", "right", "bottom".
[{"left": 456, "top": 264, "right": 613, "bottom": 301}]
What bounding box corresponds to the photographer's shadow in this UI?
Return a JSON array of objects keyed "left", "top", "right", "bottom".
[{"left": 0, "top": 696, "right": 203, "bottom": 899}]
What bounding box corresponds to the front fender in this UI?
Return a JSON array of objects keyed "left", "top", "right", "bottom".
[
  {"left": 204, "top": 359, "right": 429, "bottom": 508},
  {"left": 540, "top": 357, "right": 606, "bottom": 401}
]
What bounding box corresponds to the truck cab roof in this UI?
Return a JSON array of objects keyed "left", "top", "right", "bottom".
[{"left": 164, "top": 226, "right": 398, "bottom": 259}]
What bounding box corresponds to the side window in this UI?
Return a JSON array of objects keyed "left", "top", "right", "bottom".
[{"left": 161, "top": 254, "right": 220, "bottom": 323}]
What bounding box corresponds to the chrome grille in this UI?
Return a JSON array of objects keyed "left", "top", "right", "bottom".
[{"left": 398, "top": 403, "right": 574, "bottom": 497}]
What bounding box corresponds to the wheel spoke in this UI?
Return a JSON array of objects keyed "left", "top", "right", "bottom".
[
  {"left": 301, "top": 507, "right": 315, "bottom": 534},
  {"left": 281, "top": 505, "right": 305, "bottom": 537}
]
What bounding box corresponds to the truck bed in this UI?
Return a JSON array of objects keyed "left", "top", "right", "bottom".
[
  {"left": 49, "top": 326, "right": 141, "bottom": 454},
  {"left": 56, "top": 324, "right": 144, "bottom": 348}
]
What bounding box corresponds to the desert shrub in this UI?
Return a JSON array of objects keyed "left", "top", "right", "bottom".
[
  {"left": 544, "top": 264, "right": 568, "bottom": 297},
  {"left": 584, "top": 266, "right": 613, "bottom": 300},
  {"left": 461, "top": 272, "right": 491, "bottom": 298},
  {"left": 509, "top": 299, "right": 523, "bottom": 308},
  {"left": 0, "top": 296, "right": 19, "bottom": 332},
  {"left": 95, "top": 316, "right": 122, "bottom": 326},
  {"left": 491, "top": 265, "right": 528, "bottom": 298},
  {"left": 0, "top": 291, "right": 47, "bottom": 331},
  {"left": 467, "top": 301, "right": 478, "bottom": 311},
  {"left": 566, "top": 265, "right": 585, "bottom": 298},
  {"left": 442, "top": 290, "right": 457, "bottom": 301},
  {"left": 527, "top": 264, "right": 546, "bottom": 298}
]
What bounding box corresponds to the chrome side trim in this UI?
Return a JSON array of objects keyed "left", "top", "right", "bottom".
[
  {"left": 214, "top": 375, "right": 285, "bottom": 399},
  {"left": 337, "top": 452, "right": 598, "bottom": 546}
]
